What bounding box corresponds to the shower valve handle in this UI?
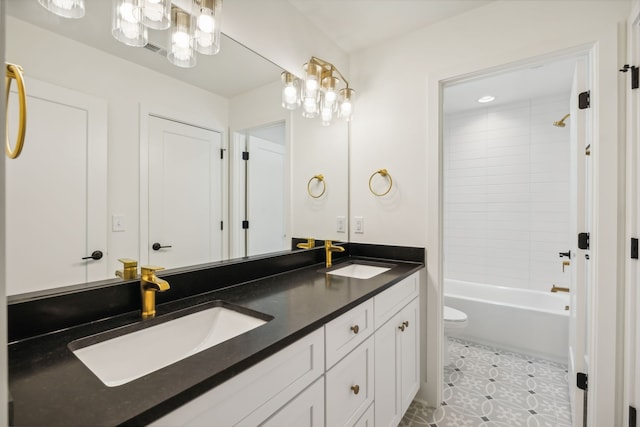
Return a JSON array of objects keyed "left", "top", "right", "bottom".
[{"left": 558, "top": 250, "right": 571, "bottom": 259}]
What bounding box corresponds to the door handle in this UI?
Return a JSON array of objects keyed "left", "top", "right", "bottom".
[
  {"left": 152, "top": 243, "right": 172, "bottom": 251},
  {"left": 82, "top": 250, "right": 103, "bottom": 261}
]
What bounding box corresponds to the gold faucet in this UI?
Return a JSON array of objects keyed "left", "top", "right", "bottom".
[
  {"left": 115, "top": 258, "right": 138, "bottom": 280},
  {"left": 551, "top": 285, "right": 570, "bottom": 293},
  {"left": 296, "top": 238, "right": 315, "bottom": 249},
  {"left": 140, "top": 266, "right": 170, "bottom": 319},
  {"left": 325, "top": 240, "right": 345, "bottom": 268}
]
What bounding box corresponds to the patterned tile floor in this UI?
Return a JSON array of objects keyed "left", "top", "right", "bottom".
[{"left": 399, "top": 338, "right": 572, "bottom": 427}]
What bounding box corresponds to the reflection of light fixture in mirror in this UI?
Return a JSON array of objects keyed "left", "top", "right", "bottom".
[
  {"left": 112, "top": 0, "right": 148, "bottom": 47},
  {"left": 39, "top": 0, "right": 223, "bottom": 68},
  {"left": 38, "top": 0, "right": 85, "bottom": 19},
  {"left": 142, "top": 0, "right": 171, "bottom": 30},
  {"left": 283, "top": 57, "right": 355, "bottom": 125},
  {"left": 281, "top": 72, "right": 301, "bottom": 110},
  {"left": 167, "top": 6, "right": 196, "bottom": 68},
  {"left": 194, "top": 0, "right": 222, "bottom": 55}
]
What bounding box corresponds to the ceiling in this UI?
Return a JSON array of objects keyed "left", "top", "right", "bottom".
[
  {"left": 287, "top": 0, "right": 494, "bottom": 54},
  {"left": 443, "top": 56, "right": 579, "bottom": 113}
]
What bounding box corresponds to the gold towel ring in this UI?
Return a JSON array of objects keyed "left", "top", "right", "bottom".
[
  {"left": 307, "top": 174, "right": 326, "bottom": 198},
  {"left": 5, "top": 63, "right": 27, "bottom": 159},
  {"left": 369, "top": 169, "right": 393, "bottom": 196}
]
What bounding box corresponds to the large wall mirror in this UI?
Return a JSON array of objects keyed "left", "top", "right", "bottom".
[{"left": 5, "top": 0, "right": 348, "bottom": 296}]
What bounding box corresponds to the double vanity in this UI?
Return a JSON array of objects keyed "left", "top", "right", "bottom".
[{"left": 8, "top": 244, "right": 424, "bottom": 426}]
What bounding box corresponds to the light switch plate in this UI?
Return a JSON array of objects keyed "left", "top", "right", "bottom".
[
  {"left": 112, "top": 214, "right": 126, "bottom": 232},
  {"left": 354, "top": 216, "right": 364, "bottom": 234},
  {"left": 336, "top": 216, "right": 346, "bottom": 233}
]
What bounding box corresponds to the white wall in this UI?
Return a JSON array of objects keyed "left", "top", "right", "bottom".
[
  {"left": 6, "top": 17, "right": 229, "bottom": 281},
  {"left": 444, "top": 95, "right": 571, "bottom": 293},
  {"left": 290, "top": 115, "right": 349, "bottom": 242},
  {"left": 349, "top": 1, "right": 630, "bottom": 423}
]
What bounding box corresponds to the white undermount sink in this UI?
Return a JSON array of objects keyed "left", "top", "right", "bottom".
[
  {"left": 327, "top": 262, "right": 392, "bottom": 279},
  {"left": 69, "top": 301, "right": 271, "bottom": 387}
]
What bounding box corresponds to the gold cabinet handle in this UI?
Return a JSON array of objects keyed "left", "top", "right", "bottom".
[
  {"left": 403, "top": 320, "right": 409, "bottom": 328},
  {"left": 5, "top": 63, "right": 27, "bottom": 159},
  {"left": 351, "top": 384, "right": 360, "bottom": 395},
  {"left": 369, "top": 169, "right": 393, "bottom": 196},
  {"left": 562, "top": 261, "right": 570, "bottom": 272},
  {"left": 350, "top": 325, "right": 359, "bottom": 334},
  {"left": 398, "top": 324, "right": 406, "bottom": 332}
]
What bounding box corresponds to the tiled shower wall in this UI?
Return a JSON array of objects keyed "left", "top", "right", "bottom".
[{"left": 443, "top": 95, "right": 571, "bottom": 292}]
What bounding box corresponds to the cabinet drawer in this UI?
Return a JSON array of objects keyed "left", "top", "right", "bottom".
[
  {"left": 325, "top": 299, "right": 374, "bottom": 369},
  {"left": 253, "top": 377, "right": 325, "bottom": 427},
  {"left": 326, "top": 337, "right": 375, "bottom": 427},
  {"left": 374, "top": 272, "right": 419, "bottom": 328},
  {"left": 150, "top": 329, "right": 324, "bottom": 427}
]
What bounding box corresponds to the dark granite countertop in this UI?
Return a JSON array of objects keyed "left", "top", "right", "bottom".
[{"left": 8, "top": 256, "right": 423, "bottom": 426}]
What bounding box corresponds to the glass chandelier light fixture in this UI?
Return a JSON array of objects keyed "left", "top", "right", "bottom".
[
  {"left": 194, "top": 0, "right": 222, "bottom": 56},
  {"left": 142, "top": 0, "right": 171, "bottom": 30},
  {"left": 167, "top": 5, "right": 196, "bottom": 68},
  {"left": 38, "top": 0, "right": 223, "bottom": 68},
  {"left": 281, "top": 57, "right": 355, "bottom": 126},
  {"left": 38, "top": 0, "right": 85, "bottom": 19},
  {"left": 281, "top": 72, "right": 301, "bottom": 110},
  {"left": 112, "top": 0, "right": 148, "bottom": 47}
]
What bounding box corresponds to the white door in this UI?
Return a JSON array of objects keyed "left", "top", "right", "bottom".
[
  {"left": 568, "top": 58, "right": 590, "bottom": 426},
  {"left": 247, "top": 135, "right": 287, "bottom": 256},
  {"left": 147, "top": 116, "right": 223, "bottom": 269},
  {"left": 6, "top": 78, "right": 107, "bottom": 295}
]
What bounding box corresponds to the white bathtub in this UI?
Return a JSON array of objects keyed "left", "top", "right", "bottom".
[{"left": 444, "top": 279, "right": 570, "bottom": 364}]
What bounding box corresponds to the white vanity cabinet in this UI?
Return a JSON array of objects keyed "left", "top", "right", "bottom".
[
  {"left": 150, "top": 272, "right": 420, "bottom": 427},
  {"left": 373, "top": 274, "right": 420, "bottom": 427}
]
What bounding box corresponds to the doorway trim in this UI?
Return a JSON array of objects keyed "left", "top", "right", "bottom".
[
  {"left": 426, "top": 42, "right": 623, "bottom": 424},
  {"left": 624, "top": 2, "right": 640, "bottom": 425}
]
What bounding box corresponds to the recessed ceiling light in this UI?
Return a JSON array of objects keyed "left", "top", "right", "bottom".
[{"left": 477, "top": 95, "right": 495, "bottom": 103}]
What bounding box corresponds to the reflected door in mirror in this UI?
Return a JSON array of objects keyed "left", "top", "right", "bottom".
[
  {"left": 247, "top": 133, "right": 287, "bottom": 256},
  {"left": 6, "top": 78, "right": 108, "bottom": 295},
  {"left": 148, "top": 117, "right": 223, "bottom": 269}
]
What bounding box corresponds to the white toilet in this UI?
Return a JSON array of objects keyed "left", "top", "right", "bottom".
[{"left": 444, "top": 306, "right": 468, "bottom": 365}]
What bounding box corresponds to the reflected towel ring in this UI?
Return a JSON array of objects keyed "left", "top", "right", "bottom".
[
  {"left": 369, "top": 169, "right": 393, "bottom": 196},
  {"left": 5, "top": 63, "right": 27, "bottom": 159},
  {"left": 307, "top": 174, "right": 326, "bottom": 198}
]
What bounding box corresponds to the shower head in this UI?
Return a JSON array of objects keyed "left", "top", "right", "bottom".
[{"left": 553, "top": 113, "right": 570, "bottom": 127}]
